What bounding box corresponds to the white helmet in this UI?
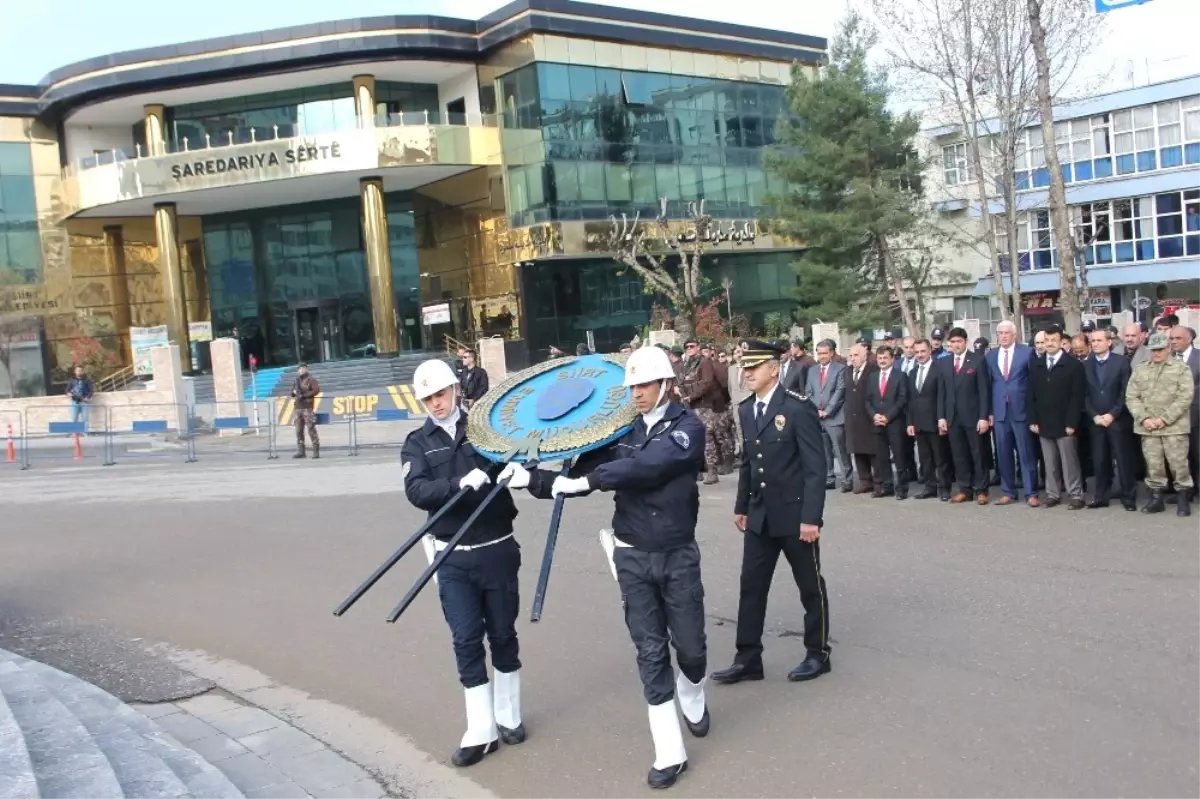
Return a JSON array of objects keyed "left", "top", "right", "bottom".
[
  {"left": 623, "top": 346, "right": 676, "bottom": 387},
  {"left": 412, "top": 359, "right": 459, "bottom": 400}
]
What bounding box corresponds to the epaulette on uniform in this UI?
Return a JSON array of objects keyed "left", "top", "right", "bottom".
[{"left": 785, "top": 389, "right": 811, "bottom": 403}]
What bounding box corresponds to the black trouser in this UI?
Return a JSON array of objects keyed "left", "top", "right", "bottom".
[
  {"left": 437, "top": 536, "right": 522, "bottom": 688},
  {"left": 905, "top": 431, "right": 920, "bottom": 483},
  {"left": 853, "top": 453, "right": 888, "bottom": 490},
  {"left": 874, "top": 424, "right": 909, "bottom": 493},
  {"left": 1089, "top": 421, "right": 1138, "bottom": 504},
  {"left": 948, "top": 424, "right": 987, "bottom": 494},
  {"left": 735, "top": 521, "right": 830, "bottom": 667},
  {"left": 914, "top": 430, "right": 951, "bottom": 492},
  {"left": 615, "top": 540, "right": 707, "bottom": 706}
]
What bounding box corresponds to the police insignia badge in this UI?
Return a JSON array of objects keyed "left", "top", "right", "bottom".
[
  {"left": 466, "top": 353, "right": 640, "bottom": 463},
  {"left": 670, "top": 429, "right": 691, "bottom": 449},
  {"left": 775, "top": 414, "right": 787, "bottom": 431},
  {"left": 402, "top": 461, "right": 411, "bottom": 477}
]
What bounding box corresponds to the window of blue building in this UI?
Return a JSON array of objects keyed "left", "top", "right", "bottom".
[{"left": 0, "top": 142, "right": 42, "bottom": 283}]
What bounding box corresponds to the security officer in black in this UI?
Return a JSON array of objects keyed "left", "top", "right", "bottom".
[
  {"left": 401, "top": 359, "right": 525, "bottom": 769},
  {"left": 712, "top": 340, "right": 832, "bottom": 685},
  {"left": 502, "top": 345, "right": 709, "bottom": 790},
  {"left": 460, "top": 348, "right": 490, "bottom": 410}
]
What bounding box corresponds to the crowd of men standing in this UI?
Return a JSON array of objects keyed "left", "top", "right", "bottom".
[{"left": 669, "top": 315, "right": 1197, "bottom": 518}]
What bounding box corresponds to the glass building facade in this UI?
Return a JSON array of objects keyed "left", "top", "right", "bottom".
[
  {"left": 201, "top": 194, "right": 422, "bottom": 366},
  {"left": 0, "top": 142, "right": 41, "bottom": 284},
  {"left": 499, "top": 63, "right": 789, "bottom": 226}
]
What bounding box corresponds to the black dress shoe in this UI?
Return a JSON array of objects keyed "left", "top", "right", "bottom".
[
  {"left": 841, "top": 482, "right": 854, "bottom": 493},
  {"left": 452, "top": 739, "right": 498, "bottom": 767},
  {"left": 710, "top": 662, "right": 764, "bottom": 684},
  {"left": 825, "top": 480, "right": 836, "bottom": 490},
  {"left": 683, "top": 708, "right": 709, "bottom": 738},
  {"left": 1067, "top": 499, "right": 1086, "bottom": 510},
  {"left": 1122, "top": 499, "right": 1138, "bottom": 511},
  {"left": 498, "top": 723, "right": 526, "bottom": 745},
  {"left": 1086, "top": 499, "right": 1109, "bottom": 508},
  {"left": 648, "top": 761, "right": 687, "bottom": 789},
  {"left": 787, "top": 656, "right": 832, "bottom": 682},
  {"left": 913, "top": 489, "right": 935, "bottom": 499}
]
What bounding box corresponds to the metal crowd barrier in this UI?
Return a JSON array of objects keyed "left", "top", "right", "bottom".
[
  {"left": 191, "top": 400, "right": 279, "bottom": 460},
  {"left": 18, "top": 404, "right": 113, "bottom": 469},
  {"left": 348, "top": 407, "right": 415, "bottom": 454},
  {"left": 104, "top": 402, "right": 196, "bottom": 465}
]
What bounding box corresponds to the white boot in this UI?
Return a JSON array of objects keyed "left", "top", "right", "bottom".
[
  {"left": 457, "top": 683, "right": 498, "bottom": 752},
  {"left": 494, "top": 669, "right": 526, "bottom": 744},
  {"left": 675, "top": 672, "right": 709, "bottom": 736},
  {"left": 647, "top": 701, "right": 687, "bottom": 775}
]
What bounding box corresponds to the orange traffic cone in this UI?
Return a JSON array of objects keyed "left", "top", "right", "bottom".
[
  {"left": 73, "top": 433, "right": 83, "bottom": 460},
  {"left": 5, "top": 424, "right": 14, "bottom": 463}
]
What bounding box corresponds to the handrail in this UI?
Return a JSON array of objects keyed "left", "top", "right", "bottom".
[
  {"left": 64, "top": 110, "right": 503, "bottom": 176},
  {"left": 444, "top": 334, "right": 467, "bottom": 355},
  {"left": 97, "top": 364, "right": 136, "bottom": 393}
]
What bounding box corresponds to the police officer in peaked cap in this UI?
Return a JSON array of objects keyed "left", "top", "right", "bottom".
[
  {"left": 712, "top": 340, "right": 833, "bottom": 685},
  {"left": 400, "top": 359, "right": 526, "bottom": 768},
  {"left": 502, "top": 346, "right": 710, "bottom": 790}
]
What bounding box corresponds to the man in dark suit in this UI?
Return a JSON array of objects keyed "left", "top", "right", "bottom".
[
  {"left": 713, "top": 339, "right": 830, "bottom": 686},
  {"left": 778, "top": 339, "right": 809, "bottom": 394},
  {"left": 940, "top": 327, "right": 991, "bottom": 504},
  {"left": 1028, "top": 325, "right": 1086, "bottom": 509},
  {"left": 460, "top": 349, "right": 490, "bottom": 410},
  {"left": 864, "top": 345, "right": 910, "bottom": 499},
  {"left": 1084, "top": 328, "right": 1138, "bottom": 510},
  {"left": 905, "top": 339, "right": 951, "bottom": 500},
  {"left": 806, "top": 340, "right": 852, "bottom": 491},
  {"left": 986, "top": 320, "right": 1040, "bottom": 506}
]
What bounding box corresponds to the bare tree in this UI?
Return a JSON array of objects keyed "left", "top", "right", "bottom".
[
  {"left": 609, "top": 198, "right": 710, "bottom": 340},
  {"left": 1027, "top": 0, "right": 1097, "bottom": 331},
  {"left": 871, "top": 0, "right": 1102, "bottom": 335}
]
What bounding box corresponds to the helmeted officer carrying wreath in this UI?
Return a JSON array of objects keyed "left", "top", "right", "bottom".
[
  {"left": 502, "top": 345, "right": 710, "bottom": 789},
  {"left": 712, "top": 339, "right": 832, "bottom": 685},
  {"left": 400, "top": 359, "right": 526, "bottom": 767}
]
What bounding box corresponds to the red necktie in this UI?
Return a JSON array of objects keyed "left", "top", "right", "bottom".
[
  {"left": 879, "top": 370, "right": 888, "bottom": 397},
  {"left": 955, "top": 356, "right": 963, "bottom": 374},
  {"left": 820, "top": 366, "right": 827, "bottom": 386}
]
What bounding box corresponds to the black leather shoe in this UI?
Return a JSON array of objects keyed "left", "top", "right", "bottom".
[
  {"left": 710, "top": 662, "right": 764, "bottom": 684},
  {"left": 683, "top": 709, "right": 709, "bottom": 738},
  {"left": 1122, "top": 499, "right": 1138, "bottom": 511},
  {"left": 913, "top": 489, "right": 935, "bottom": 499},
  {"left": 498, "top": 723, "right": 526, "bottom": 745},
  {"left": 452, "top": 739, "right": 498, "bottom": 767},
  {"left": 825, "top": 480, "right": 836, "bottom": 490},
  {"left": 841, "top": 481, "right": 854, "bottom": 493},
  {"left": 787, "top": 656, "right": 832, "bottom": 682},
  {"left": 1086, "top": 499, "right": 1109, "bottom": 508},
  {"left": 1067, "top": 499, "right": 1086, "bottom": 510},
  {"left": 648, "top": 761, "right": 687, "bottom": 789}
]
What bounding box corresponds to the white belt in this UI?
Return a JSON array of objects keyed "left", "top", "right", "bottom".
[{"left": 433, "top": 533, "right": 514, "bottom": 552}]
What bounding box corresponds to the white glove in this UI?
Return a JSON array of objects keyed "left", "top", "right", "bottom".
[
  {"left": 459, "top": 468, "right": 490, "bottom": 492},
  {"left": 498, "top": 463, "right": 531, "bottom": 489},
  {"left": 551, "top": 475, "right": 590, "bottom": 498}
]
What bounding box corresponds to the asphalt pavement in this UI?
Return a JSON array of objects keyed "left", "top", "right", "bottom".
[{"left": 0, "top": 457, "right": 1197, "bottom": 798}]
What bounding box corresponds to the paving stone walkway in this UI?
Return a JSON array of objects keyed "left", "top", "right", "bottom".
[{"left": 0, "top": 647, "right": 387, "bottom": 798}]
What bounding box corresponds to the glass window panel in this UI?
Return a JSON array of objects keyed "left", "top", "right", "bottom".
[
  {"left": 0, "top": 175, "right": 37, "bottom": 217},
  {"left": 594, "top": 68, "right": 622, "bottom": 98},
  {"left": 1159, "top": 122, "right": 1182, "bottom": 146},
  {"left": 1114, "top": 131, "right": 1134, "bottom": 152},
  {"left": 1092, "top": 127, "right": 1111, "bottom": 155},
  {"left": 538, "top": 63, "right": 572, "bottom": 101},
  {"left": 1134, "top": 128, "right": 1156, "bottom": 150},
  {"left": 568, "top": 66, "right": 598, "bottom": 102},
  {"left": 1157, "top": 101, "right": 1180, "bottom": 124},
  {"left": 553, "top": 161, "right": 580, "bottom": 203},
  {"left": 5, "top": 231, "right": 42, "bottom": 273},
  {"left": 605, "top": 164, "right": 632, "bottom": 202},
  {"left": 1185, "top": 110, "right": 1200, "bottom": 140},
  {"left": 655, "top": 165, "right": 681, "bottom": 201},
  {"left": 630, "top": 164, "right": 657, "bottom": 204},
  {"left": 0, "top": 143, "right": 34, "bottom": 176},
  {"left": 1133, "top": 106, "right": 1154, "bottom": 128},
  {"left": 578, "top": 162, "right": 605, "bottom": 202},
  {"left": 1156, "top": 191, "right": 1182, "bottom": 214},
  {"left": 1159, "top": 236, "right": 1184, "bottom": 258}
]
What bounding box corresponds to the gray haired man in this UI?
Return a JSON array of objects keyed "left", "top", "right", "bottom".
[{"left": 806, "top": 339, "right": 852, "bottom": 492}]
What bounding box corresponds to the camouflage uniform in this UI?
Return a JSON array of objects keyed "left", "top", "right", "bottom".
[
  {"left": 1126, "top": 357, "right": 1194, "bottom": 490},
  {"left": 292, "top": 373, "right": 321, "bottom": 458},
  {"left": 681, "top": 355, "right": 733, "bottom": 479}
]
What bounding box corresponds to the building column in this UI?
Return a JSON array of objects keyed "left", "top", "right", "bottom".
[
  {"left": 102, "top": 225, "right": 133, "bottom": 364},
  {"left": 153, "top": 202, "right": 191, "bottom": 370},
  {"left": 352, "top": 75, "right": 376, "bottom": 127},
  {"left": 360, "top": 177, "right": 398, "bottom": 355},
  {"left": 143, "top": 104, "right": 167, "bottom": 156}
]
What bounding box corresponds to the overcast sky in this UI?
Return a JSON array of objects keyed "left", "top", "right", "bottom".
[{"left": 1, "top": 0, "right": 1196, "bottom": 91}]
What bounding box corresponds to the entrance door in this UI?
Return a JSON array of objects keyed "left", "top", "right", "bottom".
[{"left": 293, "top": 303, "right": 344, "bottom": 363}]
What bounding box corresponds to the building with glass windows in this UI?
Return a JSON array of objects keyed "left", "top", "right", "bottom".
[
  {"left": 0, "top": 0, "right": 824, "bottom": 396},
  {"left": 923, "top": 75, "right": 1200, "bottom": 339}
]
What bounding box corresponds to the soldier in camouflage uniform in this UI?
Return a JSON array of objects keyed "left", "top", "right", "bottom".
[
  {"left": 680, "top": 339, "right": 733, "bottom": 483},
  {"left": 291, "top": 363, "right": 321, "bottom": 459},
  {"left": 1126, "top": 332, "right": 1193, "bottom": 516}
]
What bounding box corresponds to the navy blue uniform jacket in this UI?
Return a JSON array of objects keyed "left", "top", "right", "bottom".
[
  {"left": 401, "top": 415, "right": 517, "bottom": 546},
  {"left": 529, "top": 402, "right": 706, "bottom": 552},
  {"left": 735, "top": 388, "right": 827, "bottom": 536}
]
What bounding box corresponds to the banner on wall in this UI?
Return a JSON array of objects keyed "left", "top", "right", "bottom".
[
  {"left": 130, "top": 325, "right": 169, "bottom": 376},
  {"left": 188, "top": 321, "right": 213, "bottom": 342}
]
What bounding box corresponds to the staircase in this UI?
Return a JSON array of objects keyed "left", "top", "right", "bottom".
[
  {"left": 263, "top": 352, "right": 453, "bottom": 397},
  {"left": 0, "top": 649, "right": 243, "bottom": 799}
]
